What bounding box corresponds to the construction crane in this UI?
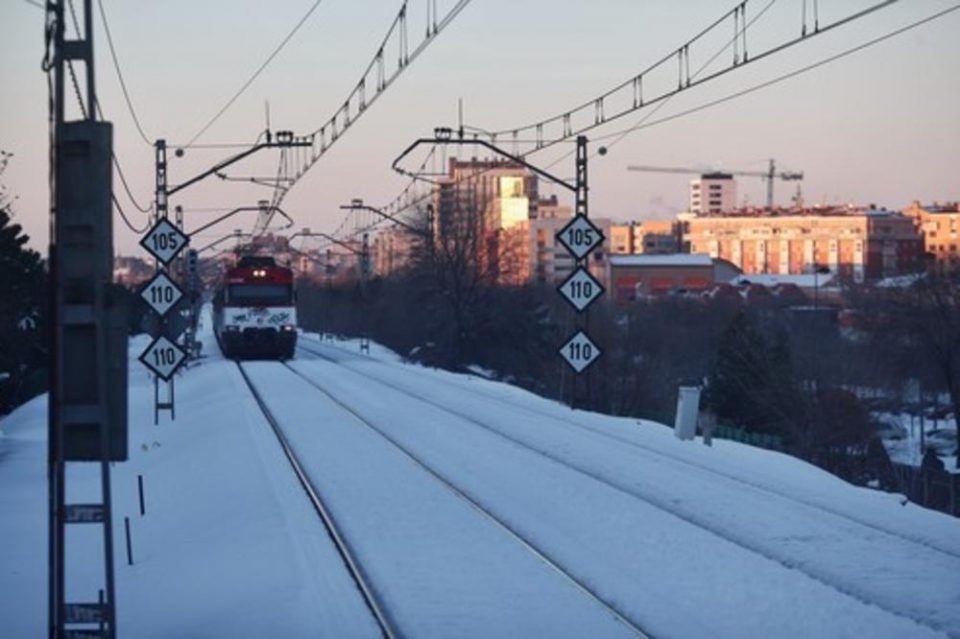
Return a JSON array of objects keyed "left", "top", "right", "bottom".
[{"left": 627, "top": 159, "right": 803, "bottom": 209}]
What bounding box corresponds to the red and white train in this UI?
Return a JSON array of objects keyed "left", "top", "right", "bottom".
[{"left": 213, "top": 255, "right": 297, "bottom": 359}]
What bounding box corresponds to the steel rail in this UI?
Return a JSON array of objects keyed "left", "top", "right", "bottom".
[
  {"left": 296, "top": 340, "right": 960, "bottom": 561},
  {"left": 235, "top": 362, "right": 397, "bottom": 639},
  {"left": 279, "top": 360, "right": 652, "bottom": 638},
  {"left": 289, "top": 348, "right": 953, "bottom": 634}
]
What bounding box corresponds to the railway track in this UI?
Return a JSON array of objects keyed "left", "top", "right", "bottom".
[
  {"left": 239, "top": 358, "right": 649, "bottom": 638},
  {"left": 292, "top": 342, "right": 960, "bottom": 636},
  {"left": 236, "top": 362, "right": 397, "bottom": 639},
  {"left": 297, "top": 340, "right": 960, "bottom": 561},
  {"left": 273, "top": 359, "right": 651, "bottom": 638}
]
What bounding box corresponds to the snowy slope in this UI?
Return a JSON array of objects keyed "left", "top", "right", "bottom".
[
  {"left": 1, "top": 318, "right": 959, "bottom": 638},
  {"left": 292, "top": 345, "right": 960, "bottom": 638}
]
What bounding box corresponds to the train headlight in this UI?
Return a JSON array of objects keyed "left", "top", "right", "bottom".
[{"left": 281, "top": 324, "right": 295, "bottom": 331}]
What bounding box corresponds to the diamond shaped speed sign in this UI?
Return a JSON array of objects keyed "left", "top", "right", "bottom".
[
  {"left": 140, "top": 271, "right": 184, "bottom": 317},
  {"left": 556, "top": 214, "right": 604, "bottom": 260},
  {"left": 140, "top": 218, "right": 188, "bottom": 265},
  {"left": 139, "top": 335, "right": 187, "bottom": 381},
  {"left": 559, "top": 329, "right": 602, "bottom": 374},
  {"left": 558, "top": 266, "right": 605, "bottom": 313}
]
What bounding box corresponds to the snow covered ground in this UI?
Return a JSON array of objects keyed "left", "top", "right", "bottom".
[{"left": 2, "top": 318, "right": 959, "bottom": 638}]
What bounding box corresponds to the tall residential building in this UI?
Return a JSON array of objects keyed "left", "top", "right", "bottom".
[
  {"left": 426, "top": 158, "right": 628, "bottom": 286},
  {"left": 434, "top": 158, "right": 538, "bottom": 236},
  {"left": 432, "top": 158, "right": 538, "bottom": 282},
  {"left": 608, "top": 221, "right": 680, "bottom": 254},
  {"left": 690, "top": 172, "right": 737, "bottom": 214},
  {"left": 681, "top": 206, "right": 924, "bottom": 281},
  {"left": 499, "top": 203, "right": 616, "bottom": 286},
  {"left": 373, "top": 225, "right": 418, "bottom": 277},
  {"left": 903, "top": 201, "right": 960, "bottom": 268}
]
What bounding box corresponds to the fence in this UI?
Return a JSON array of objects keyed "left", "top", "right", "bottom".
[
  {"left": 712, "top": 425, "right": 784, "bottom": 451},
  {"left": 710, "top": 424, "right": 959, "bottom": 518},
  {"left": 882, "top": 462, "right": 960, "bottom": 517}
]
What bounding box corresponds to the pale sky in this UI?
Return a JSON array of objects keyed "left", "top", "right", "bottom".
[{"left": 2, "top": 0, "right": 958, "bottom": 255}]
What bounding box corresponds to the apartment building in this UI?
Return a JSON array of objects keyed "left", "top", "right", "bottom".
[
  {"left": 605, "top": 254, "right": 741, "bottom": 302},
  {"left": 608, "top": 221, "right": 680, "bottom": 255},
  {"left": 690, "top": 172, "right": 737, "bottom": 214},
  {"left": 682, "top": 207, "right": 923, "bottom": 281},
  {"left": 903, "top": 201, "right": 960, "bottom": 267}
]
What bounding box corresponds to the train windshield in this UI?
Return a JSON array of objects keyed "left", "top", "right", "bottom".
[{"left": 228, "top": 283, "right": 291, "bottom": 306}]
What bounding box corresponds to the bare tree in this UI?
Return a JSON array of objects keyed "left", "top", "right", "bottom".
[{"left": 884, "top": 270, "right": 960, "bottom": 454}]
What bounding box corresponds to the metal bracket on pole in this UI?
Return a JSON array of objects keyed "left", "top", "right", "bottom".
[{"left": 154, "top": 375, "right": 175, "bottom": 425}]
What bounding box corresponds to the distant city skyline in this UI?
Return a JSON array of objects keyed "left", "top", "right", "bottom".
[{"left": 2, "top": 0, "right": 958, "bottom": 255}]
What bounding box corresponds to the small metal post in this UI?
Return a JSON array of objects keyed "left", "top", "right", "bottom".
[
  {"left": 950, "top": 474, "right": 957, "bottom": 517},
  {"left": 124, "top": 517, "right": 133, "bottom": 566},
  {"left": 137, "top": 475, "right": 145, "bottom": 516}
]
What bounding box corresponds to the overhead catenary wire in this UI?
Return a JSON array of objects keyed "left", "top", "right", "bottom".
[
  {"left": 475, "top": 0, "right": 902, "bottom": 157},
  {"left": 96, "top": 0, "right": 152, "bottom": 145},
  {"left": 247, "top": 0, "right": 471, "bottom": 235},
  {"left": 593, "top": 3, "right": 960, "bottom": 149},
  {"left": 185, "top": 0, "right": 327, "bottom": 147},
  {"left": 64, "top": 0, "right": 152, "bottom": 232},
  {"left": 540, "top": 0, "right": 779, "bottom": 172},
  {"left": 271, "top": 0, "right": 472, "bottom": 210},
  {"left": 384, "top": 0, "right": 930, "bottom": 220},
  {"left": 379, "top": 0, "right": 788, "bottom": 215}
]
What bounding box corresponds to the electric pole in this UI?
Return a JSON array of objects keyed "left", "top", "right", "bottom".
[{"left": 47, "top": 1, "right": 127, "bottom": 637}]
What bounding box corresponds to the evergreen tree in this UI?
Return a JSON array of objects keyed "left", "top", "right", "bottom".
[
  {"left": 706, "top": 312, "right": 798, "bottom": 436},
  {"left": 0, "top": 151, "right": 47, "bottom": 413}
]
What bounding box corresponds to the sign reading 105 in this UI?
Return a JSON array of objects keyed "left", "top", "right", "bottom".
[
  {"left": 140, "top": 218, "right": 188, "bottom": 265},
  {"left": 556, "top": 214, "right": 604, "bottom": 260},
  {"left": 149, "top": 230, "right": 182, "bottom": 253}
]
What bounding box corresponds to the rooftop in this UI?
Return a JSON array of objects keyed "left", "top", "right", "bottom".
[
  {"left": 692, "top": 204, "right": 901, "bottom": 219},
  {"left": 610, "top": 254, "right": 714, "bottom": 267},
  {"left": 919, "top": 203, "right": 960, "bottom": 214},
  {"left": 732, "top": 273, "right": 838, "bottom": 289}
]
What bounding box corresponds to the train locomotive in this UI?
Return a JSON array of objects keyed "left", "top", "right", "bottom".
[{"left": 213, "top": 255, "right": 297, "bottom": 359}]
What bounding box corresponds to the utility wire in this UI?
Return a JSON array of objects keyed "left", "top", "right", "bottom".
[
  {"left": 111, "top": 192, "right": 150, "bottom": 233},
  {"left": 65, "top": 0, "right": 151, "bottom": 232},
  {"left": 185, "top": 0, "right": 326, "bottom": 147},
  {"left": 110, "top": 146, "right": 153, "bottom": 213},
  {"left": 23, "top": 0, "right": 44, "bottom": 9},
  {"left": 96, "top": 0, "right": 151, "bottom": 145},
  {"left": 541, "top": 0, "right": 779, "bottom": 171},
  {"left": 265, "top": 0, "right": 472, "bottom": 229},
  {"left": 480, "top": 0, "right": 901, "bottom": 156},
  {"left": 594, "top": 3, "right": 960, "bottom": 149},
  {"left": 390, "top": 0, "right": 924, "bottom": 214}
]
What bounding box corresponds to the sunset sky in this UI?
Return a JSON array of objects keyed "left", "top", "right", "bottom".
[{"left": 2, "top": 0, "right": 958, "bottom": 255}]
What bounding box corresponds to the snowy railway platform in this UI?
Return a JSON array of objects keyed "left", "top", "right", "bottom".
[{"left": 2, "top": 322, "right": 960, "bottom": 638}]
